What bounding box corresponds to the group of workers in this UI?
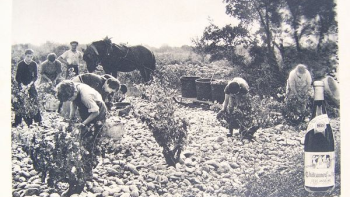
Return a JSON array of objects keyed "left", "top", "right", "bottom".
[
  {"left": 12, "top": 40, "right": 338, "bottom": 140},
  {"left": 12, "top": 41, "right": 127, "bottom": 129},
  {"left": 217, "top": 63, "right": 338, "bottom": 137}
]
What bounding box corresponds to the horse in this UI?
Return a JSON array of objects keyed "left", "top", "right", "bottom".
[{"left": 83, "top": 38, "right": 156, "bottom": 82}]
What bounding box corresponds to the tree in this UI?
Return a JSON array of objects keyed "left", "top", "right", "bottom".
[
  {"left": 284, "top": 0, "right": 307, "bottom": 53},
  {"left": 193, "top": 0, "right": 338, "bottom": 96},
  {"left": 224, "top": 0, "right": 285, "bottom": 91},
  {"left": 280, "top": 0, "right": 338, "bottom": 78},
  {"left": 191, "top": 37, "right": 207, "bottom": 62},
  {"left": 225, "top": 0, "right": 282, "bottom": 57},
  {"left": 193, "top": 22, "right": 250, "bottom": 65},
  {"left": 283, "top": 0, "right": 337, "bottom": 53},
  {"left": 302, "top": 0, "right": 337, "bottom": 52}
]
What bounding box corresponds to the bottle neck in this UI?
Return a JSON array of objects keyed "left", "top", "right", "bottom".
[
  {"left": 315, "top": 103, "right": 323, "bottom": 117},
  {"left": 314, "top": 86, "right": 324, "bottom": 101},
  {"left": 312, "top": 99, "right": 327, "bottom": 119},
  {"left": 312, "top": 85, "right": 326, "bottom": 118}
]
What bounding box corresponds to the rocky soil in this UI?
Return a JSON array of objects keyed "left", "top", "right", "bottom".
[{"left": 11, "top": 97, "right": 341, "bottom": 197}]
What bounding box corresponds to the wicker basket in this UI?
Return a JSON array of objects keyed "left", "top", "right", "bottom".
[
  {"left": 103, "top": 123, "right": 125, "bottom": 141},
  {"left": 211, "top": 80, "right": 228, "bottom": 104},
  {"left": 195, "top": 78, "right": 215, "bottom": 101},
  {"left": 180, "top": 76, "right": 201, "bottom": 98},
  {"left": 44, "top": 96, "right": 60, "bottom": 111}
]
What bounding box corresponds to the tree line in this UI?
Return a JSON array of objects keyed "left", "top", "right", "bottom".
[{"left": 193, "top": 0, "right": 338, "bottom": 96}]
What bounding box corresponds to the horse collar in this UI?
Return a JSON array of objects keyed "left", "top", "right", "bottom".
[{"left": 91, "top": 44, "right": 100, "bottom": 56}]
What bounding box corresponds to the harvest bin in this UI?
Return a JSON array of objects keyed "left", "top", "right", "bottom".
[
  {"left": 211, "top": 80, "right": 228, "bottom": 104},
  {"left": 115, "top": 102, "right": 131, "bottom": 109},
  {"left": 114, "top": 102, "right": 132, "bottom": 116},
  {"left": 195, "top": 78, "right": 215, "bottom": 101},
  {"left": 180, "top": 76, "right": 201, "bottom": 98}
]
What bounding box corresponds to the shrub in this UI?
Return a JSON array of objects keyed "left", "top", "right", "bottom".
[
  {"left": 16, "top": 119, "right": 105, "bottom": 196},
  {"left": 118, "top": 70, "right": 144, "bottom": 85},
  {"left": 137, "top": 102, "right": 189, "bottom": 167},
  {"left": 250, "top": 95, "right": 285, "bottom": 128},
  {"left": 134, "top": 76, "right": 189, "bottom": 167},
  {"left": 11, "top": 79, "right": 41, "bottom": 118},
  {"left": 282, "top": 95, "right": 312, "bottom": 126},
  {"left": 36, "top": 82, "right": 58, "bottom": 110}
]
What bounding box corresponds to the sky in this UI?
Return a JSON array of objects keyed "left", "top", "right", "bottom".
[{"left": 12, "top": 0, "right": 237, "bottom": 47}]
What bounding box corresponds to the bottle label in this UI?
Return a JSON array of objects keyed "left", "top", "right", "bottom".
[
  {"left": 307, "top": 114, "right": 329, "bottom": 135},
  {"left": 304, "top": 152, "right": 335, "bottom": 187}
]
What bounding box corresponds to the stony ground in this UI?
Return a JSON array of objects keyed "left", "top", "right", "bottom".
[{"left": 11, "top": 97, "right": 341, "bottom": 197}]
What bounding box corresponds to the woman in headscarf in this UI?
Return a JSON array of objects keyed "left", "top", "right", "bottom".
[{"left": 285, "top": 64, "right": 313, "bottom": 123}]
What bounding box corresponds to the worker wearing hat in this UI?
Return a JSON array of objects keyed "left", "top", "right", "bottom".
[{"left": 58, "top": 41, "right": 84, "bottom": 79}]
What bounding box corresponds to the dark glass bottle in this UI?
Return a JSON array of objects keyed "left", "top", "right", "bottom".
[{"left": 304, "top": 81, "right": 335, "bottom": 192}]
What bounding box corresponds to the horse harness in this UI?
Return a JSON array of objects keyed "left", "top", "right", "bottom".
[
  {"left": 90, "top": 44, "right": 100, "bottom": 56},
  {"left": 113, "top": 44, "right": 155, "bottom": 72},
  {"left": 90, "top": 43, "right": 126, "bottom": 64}
]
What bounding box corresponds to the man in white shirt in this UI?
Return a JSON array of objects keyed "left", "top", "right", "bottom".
[{"left": 58, "top": 41, "right": 83, "bottom": 79}]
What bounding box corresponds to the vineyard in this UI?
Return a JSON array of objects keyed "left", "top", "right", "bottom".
[{"left": 11, "top": 46, "right": 340, "bottom": 197}]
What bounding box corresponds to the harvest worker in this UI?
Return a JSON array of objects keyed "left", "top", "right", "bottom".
[
  {"left": 58, "top": 41, "right": 83, "bottom": 79},
  {"left": 285, "top": 64, "right": 313, "bottom": 122},
  {"left": 217, "top": 77, "right": 258, "bottom": 138},
  {"left": 116, "top": 82, "right": 128, "bottom": 102},
  {"left": 56, "top": 80, "right": 107, "bottom": 191},
  {"left": 103, "top": 74, "right": 128, "bottom": 102},
  {"left": 286, "top": 64, "right": 313, "bottom": 100},
  {"left": 56, "top": 80, "right": 107, "bottom": 129},
  {"left": 71, "top": 73, "right": 128, "bottom": 108},
  {"left": 40, "top": 53, "right": 62, "bottom": 85},
  {"left": 12, "top": 49, "right": 42, "bottom": 127}
]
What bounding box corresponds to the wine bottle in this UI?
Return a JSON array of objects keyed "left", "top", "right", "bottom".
[{"left": 304, "top": 81, "right": 335, "bottom": 192}]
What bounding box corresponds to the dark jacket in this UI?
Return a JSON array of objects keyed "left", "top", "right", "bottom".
[{"left": 15, "top": 60, "right": 38, "bottom": 86}]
